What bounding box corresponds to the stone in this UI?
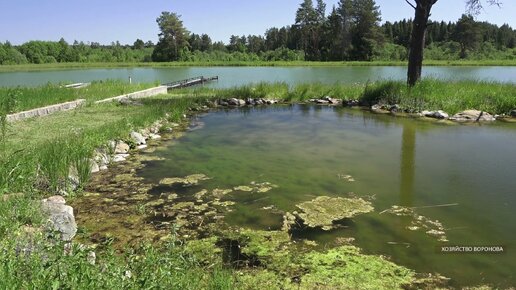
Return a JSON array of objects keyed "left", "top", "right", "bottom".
[
  {"left": 41, "top": 196, "right": 77, "bottom": 241},
  {"left": 238, "top": 99, "right": 246, "bottom": 106},
  {"left": 94, "top": 149, "right": 110, "bottom": 167},
  {"left": 423, "top": 110, "right": 449, "bottom": 119},
  {"left": 450, "top": 110, "right": 495, "bottom": 122},
  {"left": 316, "top": 99, "right": 329, "bottom": 104},
  {"left": 90, "top": 160, "right": 100, "bottom": 173},
  {"left": 113, "top": 154, "right": 129, "bottom": 162},
  {"left": 149, "top": 133, "right": 161, "bottom": 140},
  {"left": 389, "top": 104, "right": 401, "bottom": 113},
  {"left": 228, "top": 98, "right": 240, "bottom": 106},
  {"left": 137, "top": 145, "right": 148, "bottom": 150},
  {"left": 87, "top": 251, "right": 96, "bottom": 265},
  {"left": 114, "top": 141, "right": 130, "bottom": 154},
  {"left": 130, "top": 131, "right": 146, "bottom": 145},
  {"left": 371, "top": 104, "right": 382, "bottom": 111},
  {"left": 345, "top": 100, "right": 360, "bottom": 107}
]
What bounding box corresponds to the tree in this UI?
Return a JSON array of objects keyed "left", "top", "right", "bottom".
[
  {"left": 453, "top": 14, "right": 482, "bottom": 58},
  {"left": 200, "top": 34, "right": 212, "bottom": 51},
  {"left": 405, "top": 0, "right": 501, "bottom": 86},
  {"left": 295, "top": 0, "right": 319, "bottom": 60},
  {"left": 337, "top": 0, "right": 354, "bottom": 59},
  {"left": 152, "top": 12, "right": 190, "bottom": 62},
  {"left": 349, "top": 0, "right": 382, "bottom": 61},
  {"left": 133, "top": 39, "right": 145, "bottom": 50}
]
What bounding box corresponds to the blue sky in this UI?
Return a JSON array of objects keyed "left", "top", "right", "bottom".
[{"left": 0, "top": 0, "right": 514, "bottom": 45}]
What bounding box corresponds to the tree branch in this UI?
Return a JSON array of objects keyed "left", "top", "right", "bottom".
[{"left": 405, "top": 0, "right": 417, "bottom": 10}]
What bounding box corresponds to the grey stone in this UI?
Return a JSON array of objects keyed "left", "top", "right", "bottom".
[
  {"left": 227, "top": 98, "right": 240, "bottom": 106},
  {"left": 238, "top": 99, "right": 246, "bottom": 106},
  {"left": 450, "top": 110, "right": 495, "bottom": 122},
  {"left": 149, "top": 133, "right": 161, "bottom": 140},
  {"left": 90, "top": 160, "right": 100, "bottom": 173},
  {"left": 371, "top": 104, "right": 382, "bottom": 111},
  {"left": 94, "top": 149, "right": 110, "bottom": 167},
  {"left": 316, "top": 99, "right": 330, "bottom": 104},
  {"left": 345, "top": 100, "right": 360, "bottom": 107},
  {"left": 114, "top": 141, "right": 130, "bottom": 154},
  {"left": 389, "top": 104, "right": 401, "bottom": 113},
  {"left": 130, "top": 131, "right": 146, "bottom": 145},
  {"left": 41, "top": 196, "right": 77, "bottom": 241},
  {"left": 113, "top": 154, "right": 129, "bottom": 162}
]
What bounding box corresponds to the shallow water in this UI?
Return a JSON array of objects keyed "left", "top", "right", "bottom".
[
  {"left": 137, "top": 105, "right": 516, "bottom": 288},
  {"left": 1, "top": 66, "right": 516, "bottom": 87}
]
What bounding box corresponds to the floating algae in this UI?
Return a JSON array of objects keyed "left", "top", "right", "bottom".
[
  {"left": 159, "top": 174, "right": 210, "bottom": 186},
  {"left": 233, "top": 182, "right": 278, "bottom": 194},
  {"left": 212, "top": 188, "right": 233, "bottom": 198},
  {"left": 381, "top": 205, "right": 448, "bottom": 242},
  {"left": 284, "top": 196, "right": 374, "bottom": 231}
]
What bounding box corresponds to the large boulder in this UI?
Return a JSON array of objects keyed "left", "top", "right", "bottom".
[
  {"left": 41, "top": 196, "right": 77, "bottom": 241},
  {"left": 450, "top": 110, "right": 495, "bottom": 122}
]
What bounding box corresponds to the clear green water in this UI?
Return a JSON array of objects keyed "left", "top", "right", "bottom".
[
  {"left": 138, "top": 105, "right": 516, "bottom": 288},
  {"left": 1, "top": 66, "right": 516, "bottom": 87}
]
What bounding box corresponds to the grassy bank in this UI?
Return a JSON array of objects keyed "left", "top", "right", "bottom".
[
  {"left": 178, "top": 79, "right": 516, "bottom": 115},
  {"left": 0, "top": 80, "right": 157, "bottom": 113},
  {"left": 1, "top": 59, "right": 516, "bottom": 72}
]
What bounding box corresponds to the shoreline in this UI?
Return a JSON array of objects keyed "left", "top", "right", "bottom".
[{"left": 2, "top": 60, "right": 516, "bottom": 72}]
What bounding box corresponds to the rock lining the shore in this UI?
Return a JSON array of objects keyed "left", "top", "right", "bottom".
[{"left": 41, "top": 196, "right": 77, "bottom": 241}]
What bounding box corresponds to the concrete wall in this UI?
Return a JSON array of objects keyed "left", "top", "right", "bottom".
[
  {"left": 6, "top": 99, "right": 86, "bottom": 122},
  {"left": 6, "top": 86, "right": 168, "bottom": 122},
  {"left": 95, "top": 86, "right": 168, "bottom": 104}
]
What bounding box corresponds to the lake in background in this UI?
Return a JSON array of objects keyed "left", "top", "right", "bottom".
[{"left": 1, "top": 66, "right": 516, "bottom": 87}]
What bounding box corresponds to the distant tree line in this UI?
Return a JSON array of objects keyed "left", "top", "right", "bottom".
[{"left": 1, "top": 0, "right": 515, "bottom": 65}]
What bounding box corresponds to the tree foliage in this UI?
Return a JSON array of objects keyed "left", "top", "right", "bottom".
[
  {"left": 1, "top": 1, "right": 513, "bottom": 65},
  {"left": 151, "top": 12, "right": 190, "bottom": 62}
]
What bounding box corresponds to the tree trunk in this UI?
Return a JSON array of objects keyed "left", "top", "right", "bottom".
[{"left": 407, "top": 1, "right": 435, "bottom": 86}]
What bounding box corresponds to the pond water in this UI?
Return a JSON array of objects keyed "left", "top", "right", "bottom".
[
  {"left": 1, "top": 66, "right": 516, "bottom": 87},
  {"left": 136, "top": 105, "right": 515, "bottom": 288}
]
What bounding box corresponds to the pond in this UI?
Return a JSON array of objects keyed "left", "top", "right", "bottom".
[
  {"left": 1, "top": 66, "right": 516, "bottom": 87},
  {"left": 131, "top": 105, "right": 515, "bottom": 288}
]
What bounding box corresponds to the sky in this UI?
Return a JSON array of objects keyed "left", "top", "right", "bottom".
[{"left": 1, "top": 0, "right": 515, "bottom": 45}]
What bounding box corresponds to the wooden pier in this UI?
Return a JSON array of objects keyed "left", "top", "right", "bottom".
[{"left": 163, "top": 76, "right": 218, "bottom": 89}]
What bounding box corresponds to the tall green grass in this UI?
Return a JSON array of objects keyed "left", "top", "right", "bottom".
[
  {"left": 180, "top": 79, "right": 516, "bottom": 115},
  {"left": 0, "top": 80, "right": 157, "bottom": 113}
]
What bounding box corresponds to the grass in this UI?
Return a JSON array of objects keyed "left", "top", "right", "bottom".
[
  {"left": 1, "top": 59, "right": 516, "bottom": 72},
  {"left": 176, "top": 79, "right": 516, "bottom": 115},
  {"left": 0, "top": 80, "right": 158, "bottom": 113}
]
